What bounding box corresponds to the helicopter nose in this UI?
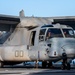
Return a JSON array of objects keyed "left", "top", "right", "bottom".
[
  {"left": 59, "top": 38, "right": 75, "bottom": 57},
  {"left": 48, "top": 38, "right": 75, "bottom": 57},
  {"left": 61, "top": 43, "right": 75, "bottom": 55}
]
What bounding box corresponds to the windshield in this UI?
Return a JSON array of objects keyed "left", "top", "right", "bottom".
[
  {"left": 62, "top": 29, "right": 74, "bottom": 38},
  {"left": 46, "top": 28, "right": 63, "bottom": 40},
  {"left": 39, "top": 29, "right": 46, "bottom": 41}
]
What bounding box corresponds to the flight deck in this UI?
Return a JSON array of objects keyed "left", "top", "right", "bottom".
[
  {"left": 0, "top": 63, "right": 75, "bottom": 75},
  {"left": 0, "top": 68, "right": 75, "bottom": 75}
]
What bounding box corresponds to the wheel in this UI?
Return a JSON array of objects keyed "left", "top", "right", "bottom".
[
  {"left": 66, "top": 63, "right": 70, "bottom": 70},
  {"left": 61, "top": 65, "right": 64, "bottom": 70},
  {"left": 61, "top": 62, "right": 67, "bottom": 70},
  {"left": 0, "top": 62, "right": 4, "bottom": 68},
  {"left": 23, "top": 62, "right": 26, "bottom": 66},
  {"left": 48, "top": 61, "right": 53, "bottom": 68},
  {"left": 61, "top": 62, "right": 66, "bottom": 70},
  {"left": 42, "top": 61, "right": 47, "bottom": 68},
  {"left": 61, "top": 53, "right": 68, "bottom": 70}
]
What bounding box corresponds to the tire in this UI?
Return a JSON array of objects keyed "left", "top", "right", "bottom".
[
  {"left": 48, "top": 62, "right": 53, "bottom": 68},
  {"left": 0, "top": 62, "right": 4, "bottom": 68},
  {"left": 42, "top": 61, "right": 47, "bottom": 68},
  {"left": 61, "top": 64, "right": 65, "bottom": 70},
  {"left": 61, "top": 62, "right": 66, "bottom": 70},
  {"left": 66, "top": 63, "right": 70, "bottom": 70}
]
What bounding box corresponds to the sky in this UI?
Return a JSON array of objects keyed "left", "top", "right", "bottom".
[{"left": 0, "top": 0, "right": 75, "bottom": 17}]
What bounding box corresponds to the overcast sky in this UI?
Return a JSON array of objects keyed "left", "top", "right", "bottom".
[{"left": 0, "top": 0, "right": 75, "bottom": 17}]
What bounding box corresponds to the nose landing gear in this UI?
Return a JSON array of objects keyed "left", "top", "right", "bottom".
[{"left": 61, "top": 53, "right": 71, "bottom": 70}]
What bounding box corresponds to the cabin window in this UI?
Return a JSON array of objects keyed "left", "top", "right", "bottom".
[
  {"left": 39, "top": 29, "right": 46, "bottom": 41},
  {"left": 30, "top": 31, "right": 36, "bottom": 46},
  {"left": 0, "top": 31, "right": 10, "bottom": 44},
  {"left": 46, "top": 28, "right": 63, "bottom": 40},
  {"left": 20, "top": 51, "right": 23, "bottom": 57},
  {"left": 15, "top": 51, "right": 19, "bottom": 57},
  {"left": 62, "top": 29, "right": 74, "bottom": 38}
]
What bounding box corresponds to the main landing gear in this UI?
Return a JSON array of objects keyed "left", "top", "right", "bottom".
[{"left": 61, "top": 53, "right": 71, "bottom": 70}]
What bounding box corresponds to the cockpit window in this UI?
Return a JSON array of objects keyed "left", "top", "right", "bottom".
[
  {"left": 62, "top": 29, "right": 74, "bottom": 38},
  {"left": 46, "top": 28, "right": 63, "bottom": 40},
  {"left": 39, "top": 29, "right": 46, "bottom": 35},
  {"left": 39, "top": 29, "right": 46, "bottom": 41}
]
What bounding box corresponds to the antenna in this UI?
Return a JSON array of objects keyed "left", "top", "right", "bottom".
[{"left": 19, "top": 9, "right": 25, "bottom": 17}]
